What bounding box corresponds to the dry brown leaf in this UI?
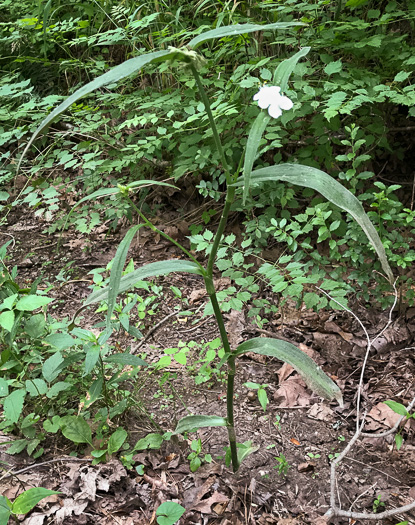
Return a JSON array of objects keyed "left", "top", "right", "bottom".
[
  {"left": 214, "top": 277, "right": 231, "bottom": 289},
  {"left": 21, "top": 504, "right": 61, "bottom": 525},
  {"left": 277, "top": 361, "right": 295, "bottom": 383},
  {"left": 189, "top": 288, "right": 206, "bottom": 304},
  {"left": 365, "top": 402, "right": 411, "bottom": 431},
  {"left": 307, "top": 403, "right": 335, "bottom": 422},
  {"left": 78, "top": 467, "right": 98, "bottom": 501},
  {"left": 324, "top": 321, "right": 353, "bottom": 342},
  {"left": 274, "top": 376, "right": 312, "bottom": 407},
  {"left": 226, "top": 309, "right": 245, "bottom": 348},
  {"left": 55, "top": 498, "right": 88, "bottom": 524},
  {"left": 191, "top": 491, "right": 229, "bottom": 513}
]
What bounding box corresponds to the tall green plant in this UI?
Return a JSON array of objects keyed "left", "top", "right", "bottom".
[{"left": 21, "top": 21, "right": 393, "bottom": 472}]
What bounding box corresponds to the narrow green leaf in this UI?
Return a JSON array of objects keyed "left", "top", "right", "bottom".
[
  {"left": 19, "top": 49, "right": 173, "bottom": 170},
  {"left": 83, "top": 260, "right": 203, "bottom": 309},
  {"left": 60, "top": 416, "right": 93, "bottom": 445},
  {"left": 42, "top": 0, "right": 52, "bottom": 35},
  {"left": 3, "top": 389, "right": 26, "bottom": 423},
  {"left": 84, "top": 346, "right": 101, "bottom": 375},
  {"left": 236, "top": 337, "right": 343, "bottom": 406},
  {"left": 188, "top": 22, "right": 305, "bottom": 49},
  {"left": 395, "top": 433, "right": 403, "bottom": 450},
  {"left": 106, "top": 225, "right": 141, "bottom": 332},
  {"left": 232, "top": 164, "right": 393, "bottom": 282},
  {"left": 104, "top": 353, "right": 148, "bottom": 367},
  {"left": 273, "top": 47, "right": 311, "bottom": 92},
  {"left": 85, "top": 377, "right": 103, "bottom": 406},
  {"left": 384, "top": 400, "right": 408, "bottom": 417},
  {"left": 107, "top": 428, "right": 128, "bottom": 455},
  {"left": 12, "top": 488, "right": 60, "bottom": 515},
  {"left": 243, "top": 111, "right": 270, "bottom": 204},
  {"left": 258, "top": 388, "right": 268, "bottom": 412},
  {"left": 174, "top": 415, "right": 227, "bottom": 435}
]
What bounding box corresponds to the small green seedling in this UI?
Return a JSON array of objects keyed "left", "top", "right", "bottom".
[
  {"left": 274, "top": 415, "right": 282, "bottom": 430},
  {"left": 187, "top": 438, "right": 212, "bottom": 472},
  {"left": 0, "top": 488, "right": 60, "bottom": 525},
  {"left": 274, "top": 454, "right": 291, "bottom": 476},
  {"left": 156, "top": 501, "right": 186, "bottom": 525},
  {"left": 244, "top": 382, "right": 269, "bottom": 412},
  {"left": 306, "top": 452, "right": 321, "bottom": 460},
  {"left": 384, "top": 399, "right": 414, "bottom": 451},
  {"left": 373, "top": 494, "right": 386, "bottom": 513}
]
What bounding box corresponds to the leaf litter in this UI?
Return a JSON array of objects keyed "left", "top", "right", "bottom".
[{"left": 2, "top": 205, "right": 415, "bottom": 524}]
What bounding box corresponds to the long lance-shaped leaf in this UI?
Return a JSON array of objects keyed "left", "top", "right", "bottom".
[
  {"left": 174, "top": 415, "right": 228, "bottom": 435},
  {"left": 86, "top": 259, "right": 204, "bottom": 307},
  {"left": 18, "top": 49, "right": 174, "bottom": 170},
  {"left": 235, "top": 337, "right": 343, "bottom": 407},
  {"left": 243, "top": 112, "right": 270, "bottom": 205},
  {"left": 273, "top": 47, "right": 311, "bottom": 92},
  {"left": 105, "top": 225, "right": 142, "bottom": 333},
  {"left": 70, "top": 260, "right": 205, "bottom": 326},
  {"left": 188, "top": 22, "right": 305, "bottom": 49},
  {"left": 232, "top": 164, "right": 393, "bottom": 282}
]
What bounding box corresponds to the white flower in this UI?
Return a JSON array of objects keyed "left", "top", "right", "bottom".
[{"left": 253, "top": 85, "right": 293, "bottom": 119}]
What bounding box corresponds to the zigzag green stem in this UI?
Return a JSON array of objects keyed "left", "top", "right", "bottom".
[
  {"left": 226, "top": 354, "right": 239, "bottom": 472},
  {"left": 204, "top": 276, "right": 232, "bottom": 355},
  {"left": 207, "top": 185, "right": 235, "bottom": 276},
  {"left": 189, "top": 61, "right": 241, "bottom": 472},
  {"left": 205, "top": 280, "right": 239, "bottom": 472}
]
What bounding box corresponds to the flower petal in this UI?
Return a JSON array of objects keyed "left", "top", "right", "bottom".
[
  {"left": 268, "top": 105, "right": 282, "bottom": 119},
  {"left": 278, "top": 95, "right": 294, "bottom": 110}
]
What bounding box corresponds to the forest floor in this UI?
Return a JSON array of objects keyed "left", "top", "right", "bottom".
[{"left": 1, "top": 190, "right": 415, "bottom": 525}]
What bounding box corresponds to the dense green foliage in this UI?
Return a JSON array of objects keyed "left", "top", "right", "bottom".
[{"left": 1, "top": 0, "right": 414, "bottom": 308}]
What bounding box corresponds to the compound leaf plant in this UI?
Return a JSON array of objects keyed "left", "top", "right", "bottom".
[{"left": 21, "top": 21, "right": 393, "bottom": 473}]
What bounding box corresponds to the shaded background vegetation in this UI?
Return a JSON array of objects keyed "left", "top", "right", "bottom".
[{"left": 1, "top": 0, "right": 415, "bottom": 307}]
